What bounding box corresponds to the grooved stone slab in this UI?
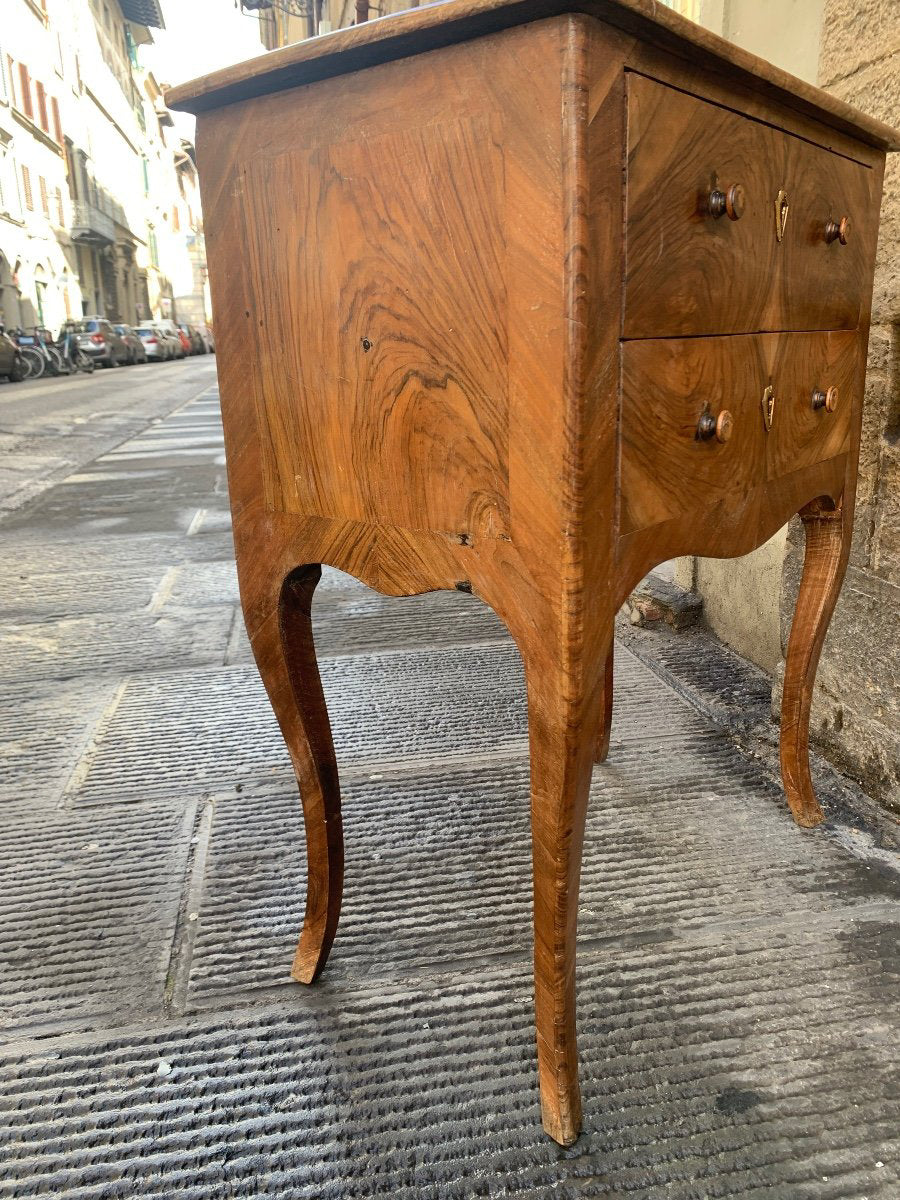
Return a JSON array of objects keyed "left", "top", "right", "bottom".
[
  {"left": 0, "top": 530, "right": 237, "bottom": 579},
  {"left": 0, "top": 567, "right": 166, "bottom": 623},
  {"left": 0, "top": 677, "right": 120, "bottom": 808},
  {"left": 186, "top": 745, "right": 900, "bottom": 1003},
  {"left": 621, "top": 624, "right": 774, "bottom": 730},
  {"left": 228, "top": 586, "right": 509, "bottom": 662},
  {"left": 0, "top": 607, "right": 234, "bottom": 683},
  {"left": 0, "top": 800, "right": 195, "bottom": 1039},
  {"left": 1, "top": 924, "right": 897, "bottom": 1198},
  {"left": 66, "top": 644, "right": 717, "bottom": 806}
]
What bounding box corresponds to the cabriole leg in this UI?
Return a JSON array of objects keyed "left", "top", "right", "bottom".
[
  {"left": 594, "top": 643, "right": 614, "bottom": 763},
  {"left": 247, "top": 563, "right": 344, "bottom": 982},
  {"left": 780, "top": 498, "right": 850, "bottom": 829},
  {"left": 523, "top": 635, "right": 608, "bottom": 1145}
]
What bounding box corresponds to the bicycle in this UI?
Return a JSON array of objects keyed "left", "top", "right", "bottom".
[
  {"left": 56, "top": 325, "right": 96, "bottom": 374},
  {"left": 9, "top": 327, "right": 66, "bottom": 379}
]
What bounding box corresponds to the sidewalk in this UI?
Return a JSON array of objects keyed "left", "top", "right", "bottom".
[{"left": 0, "top": 376, "right": 898, "bottom": 1198}]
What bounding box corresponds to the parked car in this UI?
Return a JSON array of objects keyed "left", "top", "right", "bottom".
[
  {"left": 161, "top": 328, "right": 185, "bottom": 359},
  {"left": 135, "top": 325, "right": 171, "bottom": 361},
  {"left": 0, "top": 329, "right": 25, "bottom": 381},
  {"left": 154, "top": 320, "right": 186, "bottom": 359},
  {"left": 197, "top": 325, "right": 215, "bottom": 354},
  {"left": 176, "top": 327, "right": 192, "bottom": 356},
  {"left": 114, "top": 324, "right": 148, "bottom": 364},
  {"left": 178, "top": 323, "right": 206, "bottom": 355},
  {"left": 69, "top": 317, "right": 129, "bottom": 367}
]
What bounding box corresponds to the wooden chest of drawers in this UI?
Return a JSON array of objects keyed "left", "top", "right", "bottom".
[{"left": 168, "top": 0, "right": 898, "bottom": 1148}]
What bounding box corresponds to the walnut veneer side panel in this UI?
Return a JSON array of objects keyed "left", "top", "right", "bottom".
[
  {"left": 239, "top": 113, "right": 511, "bottom": 540},
  {"left": 194, "top": 18, "right": 597, "bottom": 629}
]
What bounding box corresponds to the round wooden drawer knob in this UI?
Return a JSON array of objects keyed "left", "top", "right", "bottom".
[
  {"left": 697, "top": 409, "right": 734, "bottom": 442},
  {"left": 709, "top": 184, "right": 745, "bottom": 221},
  {"left": 812, "top": 386, "right": 839, "bottom": 412},
  {"left": 825, "top": 216, "right": 851, "bottom": 245}
]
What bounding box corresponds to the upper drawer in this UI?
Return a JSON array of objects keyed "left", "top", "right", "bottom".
[{"left": 624, "top": 75, "right": 876, "bottom": 339}]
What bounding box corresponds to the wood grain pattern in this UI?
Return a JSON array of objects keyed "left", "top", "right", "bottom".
[
  {"left": 180, "top": 7, "right": 887, "bottom": 1151},
  {"left": 250, "top": 563, "right": 343, "bottom": 984},
  {"left": 780, "top": 498, "right": 850, "bottom": 828},
  {"left": 625, "top": 76, "right": 876, "bottom": 338},
  {"left": 621, "top": 331, "right": 857, "bottom": 534},
  {"left": 240, "top": 115, "right": 510, "bottom": 538}
]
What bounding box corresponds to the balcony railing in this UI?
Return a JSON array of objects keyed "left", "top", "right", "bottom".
[{"left": 71, "top": 201, "right": 116, "bottom": 244}]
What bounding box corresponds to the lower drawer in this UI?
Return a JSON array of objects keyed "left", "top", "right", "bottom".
[{"left": 620, "top": 331, "right": 858, "bottom": 534}]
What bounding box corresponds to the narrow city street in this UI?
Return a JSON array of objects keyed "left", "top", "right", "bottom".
[{"left": 0, "top": 361, "right": 898, "bottom": 1196}]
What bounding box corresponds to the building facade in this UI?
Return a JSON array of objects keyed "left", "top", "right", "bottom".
[
  {"left": 244, "top": 0, "right": 411, "bottom": 47},
  {"left": 0, "top": 0, "right": 210, "bottom": 334}
]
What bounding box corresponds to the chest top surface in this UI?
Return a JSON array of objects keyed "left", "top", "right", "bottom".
[{"left": 166, "top": 0, "right": 899, "bottom": 153}]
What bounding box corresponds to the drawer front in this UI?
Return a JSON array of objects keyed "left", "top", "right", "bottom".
[
  {"left": 624, "top": 76, "right": 875, "bottom": 339},
  {"left": 620, "top": 332, "right": 856, "bottom": 535}
]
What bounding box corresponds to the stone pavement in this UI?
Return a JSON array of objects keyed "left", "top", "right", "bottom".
[{"left": 0, "top": 362, "right": 898, "bottom": 1198}]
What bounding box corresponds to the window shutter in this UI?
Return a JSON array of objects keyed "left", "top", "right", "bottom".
[
  {"left": 7, "top": 57, "right": 16, "bottom": 108},
  {"left": 39, "top": 175, "right": 49, "bottom": 217},
  {"left": 22, "top": 165, "right": 33, "bottom": 210},
  {"left": 56, "top": 186, "right": 64, "bottom": 226},
  {"left": 51, "top": 97, "right": 62, "bottom": 144},
  {"left": 36, "top": 81, "right": 49, "bottom": 132},
  {"left": 18, "top": 64, "right": 32, "bottom": 119}
]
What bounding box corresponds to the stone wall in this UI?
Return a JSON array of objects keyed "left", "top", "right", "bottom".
[{"left": 774, "top": 1, "right": 900, "bottom": 812}]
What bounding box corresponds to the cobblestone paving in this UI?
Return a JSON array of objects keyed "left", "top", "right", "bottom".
[{"left": 0, "top": 363, "right": 897, "bottom": 1198}]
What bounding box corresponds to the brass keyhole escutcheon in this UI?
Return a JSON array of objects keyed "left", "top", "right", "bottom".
[
  {"left": 775, "top": 189, "right": 789, "bottom": 243},
  {"left": 762, "top": 385, "right": 776, "bottom": 431}
]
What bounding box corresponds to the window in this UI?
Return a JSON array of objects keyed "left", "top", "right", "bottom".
[
  {"left": 22, "top": 164, "right": 33, "bottom": 209},
  {"left": 141, "top": 156, "right": 149, "bottom": 195},
  {"left": 7, "top": 57, "right": 16, "bottom": 108},
  {"left": 18, "top": 64, "right": 32, "bottom": 120},
  {"left": 39, "top": 175, "right": 49, "bottom": 218},
  {"left": 36, "top": 81, "right": 49, "bottom": 132},
  {"left": 148, "top": 228, "right": 159, "bottom": 267},
  {"left": 51, "top": 97, "right": 62, "bottom": 144},
  {"left": 55, "top": 186, "right": 63, "bottom": 226}
]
